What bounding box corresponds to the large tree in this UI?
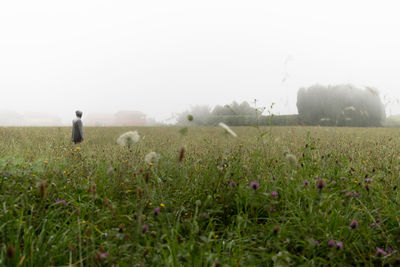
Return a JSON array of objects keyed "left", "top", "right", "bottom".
[{"left": 297, "top": 84, "right": 386, "bottom": 126}]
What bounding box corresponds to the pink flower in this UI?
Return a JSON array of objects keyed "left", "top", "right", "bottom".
[
  {"left": 100, "top": 252, "right": 109, "bottom": 259},
  {"left": 154, "top": 207, "right": 160, "bottom": 216},
  {"left": 250, "top": 181, "right": 260, "bottom": 190},
  {"left": 376, "top": 247, "right": 387, "bottom": 256},
  {"left": 350, "top": 220, "right": 358, "bottom": 229}
]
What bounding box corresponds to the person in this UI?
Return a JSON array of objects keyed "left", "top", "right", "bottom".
[{"left": 72, "top": 110, "right": 84, "bottom": 144}]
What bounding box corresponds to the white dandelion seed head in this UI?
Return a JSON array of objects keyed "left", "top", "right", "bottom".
[
  {"left": 117, "top": 131, "right": 140, "bottom": 146},
  {"left": 218, "top": 122, "right": 238, "bottom": 138},
  {"left": 145, "top": 152, "right": 160, "bottom": 164},
  {"left": 285, "top": 153, "right": 297, "bottom": 167}
]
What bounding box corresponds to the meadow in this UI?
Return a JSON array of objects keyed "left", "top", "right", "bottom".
[{"left": 1, "top": 125, "right": 400, "bottom": 266}]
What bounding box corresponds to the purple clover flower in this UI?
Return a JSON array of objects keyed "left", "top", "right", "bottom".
[
  {"left": 250, "top": 181, "right": 260, "bottom": 190},
  {"left": 142, "top": 224, "right": 149, "bottom": 233},
  {"left": 315, "top": 240, "right": 319, "bottom": 246},
  {"left": 55, "top": 198, "right": 67, "bottom": 206},
  {"left": 229, "top": 181, "right": 237, "bottom": 187},
  {"left": 340, "top": 177, "right": 347, "bottom": 181},
  {"left": 350, "top": 220, "right": 358, "bottom": 229},
  {"left": 271, "top": 191, "right": 278, "bottom": 197},
  {"left": 303, "top": 180, "right": 310, "bottom": 186},
  {"left": 336, "top": 242, "right": 343, "bottom": 249},
  {"left": 100, "top": 252, "right": 109, "bottom": 259},
  {"left": 353, "top": 192, "right": 360, "bottom": 197},
  {"left": 376, "top": 247, "right": 387, "bottom": 256},
  {"left": 316, "top": 179, "right": 325, "bottom": 190},
  {"left": 154, "top": 207, "right": 160, "bottom": 216},
  {"left": 328, "top": 239, "right": 336, "bottom": 248},
  {"left": 365, "top": 178, "right": 372, "bottom": 183}
]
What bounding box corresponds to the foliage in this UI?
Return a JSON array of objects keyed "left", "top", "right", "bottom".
[
  {"left": 0, "top": 126, "right": 400, "bottom": 265},
  {"left": 297, "top": 84, "right": 386, "bottom": 126}
]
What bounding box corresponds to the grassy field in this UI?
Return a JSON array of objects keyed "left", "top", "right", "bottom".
[{"left": 1, "top": 126, "right": 400, "bottom": 266}]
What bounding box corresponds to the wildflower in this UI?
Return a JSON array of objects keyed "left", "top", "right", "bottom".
[
  {"left": 315, "top": 240, "right": 319, "bottom": 246},
  {"left": 250, "top": 181, "right": 260, "bottom": 190},
  {"left": 218, "top": 122, "right": 238, "bottom": 138},
  {"left": 116, "top": 131, "right": 140, "bottom": 146},
  {"left": 340, "top": 177, "right": 347, "bottom": 181},
  {"left": 100, "top": 252, "right": 109, "bottom": 259},
  {"left": 316, "top": 179, "right": 325, "bottom": 190},
  {"left": 271, "top": 191, "right": 278, "bottom": 197},
  {"left": 376, "top": 247, "right": 387, "bottom": 256},
  {"left": 142, "top": 224, "right": 149, "bottom": 233},
  {"left": 55, "top": 198, "right": 67, "bottom": 206},
  {"left": 336, "top": 242, "right": 343, "bottom": 249},
  {"left": 285, "top": 153, "right": 297, "bottom": 167},
  {"left": 154, "top": 207, "right": 160, "bottom": 216},
  {"left": 269, "top": 206, "right": 275, "bottom": 212},
  {"left": 353, "top": 192, "right": 360, "bottom": 197},
  {"left": 160, "top": 203, "right": 165, "bottom": 207},
  {"left": 229, "top": 181, "right": 237, "bottom": 187},
  {"left": 328, "top": 239, "right": 336, "bottom": 247},
  {"left": 365, "top": 178, "right": 372, "bottom": 183},
  {"left": 144, "top": 152, "right": 160, "bottom": 164},
  {"left": 303, "top": 180, "right": 310, "bottom": 186},
  {"left": 350, "top": 220, "right": 358, "bottom": 229}
]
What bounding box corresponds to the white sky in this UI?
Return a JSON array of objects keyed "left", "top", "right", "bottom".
[{"left": 1, "top": 0, "right": 400, "bottom": 123}]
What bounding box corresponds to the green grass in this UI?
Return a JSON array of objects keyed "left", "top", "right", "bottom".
[{"left": 0, "top": 126, "right": 400, "bottom": 266}]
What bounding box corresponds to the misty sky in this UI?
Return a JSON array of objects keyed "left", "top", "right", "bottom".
[{"left": 1, "top": 0, "right": 400, "bottom": 123}]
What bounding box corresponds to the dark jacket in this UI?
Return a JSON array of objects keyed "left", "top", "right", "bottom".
[{"left": 72, "top": 118, "right": 84, "bottom": 143}]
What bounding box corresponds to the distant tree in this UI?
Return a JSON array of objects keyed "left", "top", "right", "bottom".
[
  {"left": 211, "top": 101, "right": 257, "bottom": 116},
  {"left": 296, "top": 84, "right": 386, "bottom": 126}
]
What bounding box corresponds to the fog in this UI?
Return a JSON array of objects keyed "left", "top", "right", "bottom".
[{"left": 1, "top": 0, "right": 400, "bottom": 125}]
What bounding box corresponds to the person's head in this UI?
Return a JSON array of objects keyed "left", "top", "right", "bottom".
[{"left": 75, "top": 110, "right": 83, "bottom": 118}]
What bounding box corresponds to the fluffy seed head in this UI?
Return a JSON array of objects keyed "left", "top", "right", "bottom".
[
  {"left": 117, "top": 131, "right": 140, "bottom": 146},
  {"left": 218, "top": 122, "right": 238, "bottom": 138},
  {"left": 285, "top": 153, "right": 297, "bottom": 167},
  {"left": 144, "top": 152, "right": 160, "bottom": 164}
]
